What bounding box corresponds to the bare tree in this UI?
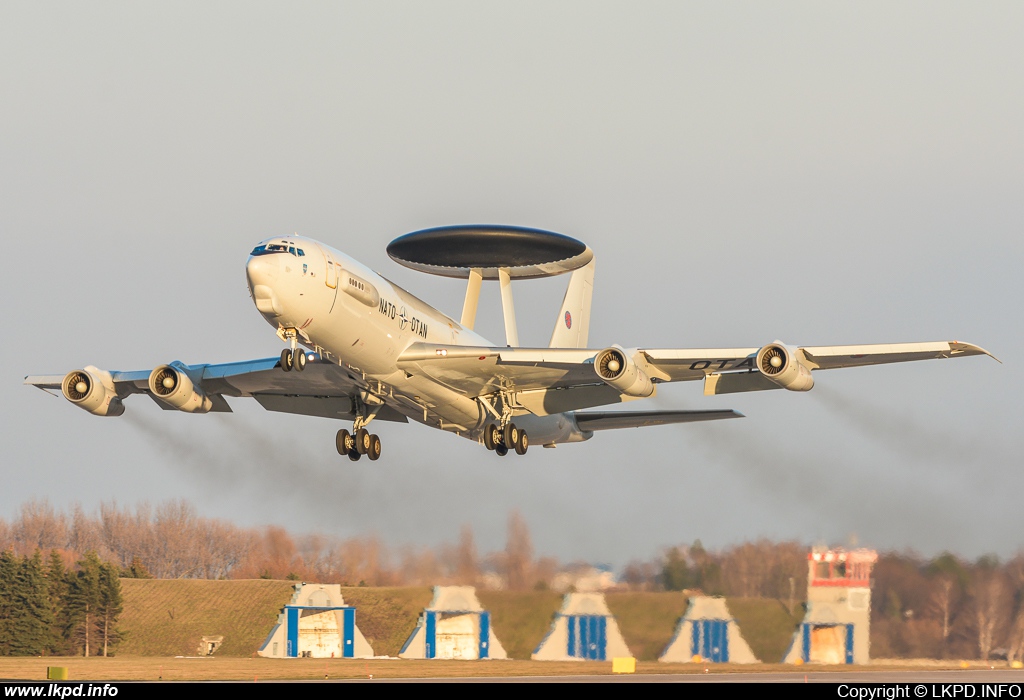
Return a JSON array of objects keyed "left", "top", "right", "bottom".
[
  {"left": 503, "top": 510, "right": 534, "bottom": 590},
  {"left": 927, "top": 577, "right": 959, "bottom": 657},
  {"left": 454, "top": 525, "right": 479, "bottom": 585},
  {"left": 970, "top": 568, "right": 1011, "bottom": 661}
]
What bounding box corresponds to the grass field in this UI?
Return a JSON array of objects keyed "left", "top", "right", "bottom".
[
  {"left": 117, "top": 580, "right": 296, "bottom": 656},
  {"left": 605, "top": 591, "right": 689, "bottom": 661},
  {"left": 0, "top": 657, "right": 1002, "bottom": 682},
  {"left": 478, "top": 590, "right": 563, "bottom": 659},
  {"left": 114, "top": 580, "right": 807, "bottom": 661},
  {"left": 334, "top": 587, "right": 433, "bottom": 657},
  {"left": 726, "top": 597, "right": 804, "bottom": 663}
]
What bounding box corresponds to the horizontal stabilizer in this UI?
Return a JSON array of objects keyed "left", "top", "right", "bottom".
[{"left": 574, "top": 409, "right": 743, "bottom": 432}]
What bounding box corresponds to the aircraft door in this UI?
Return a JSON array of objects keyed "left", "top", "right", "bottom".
[
  {"left": 324, "top": 251, "right": 338, "bottom": 289},
  {"left": 314, "top": 242, "right": 338, "bottom": 289}
]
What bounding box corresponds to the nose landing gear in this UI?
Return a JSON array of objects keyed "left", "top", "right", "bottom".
[{"left": 278, "top": 329, "right": 308, "bottom": 372}]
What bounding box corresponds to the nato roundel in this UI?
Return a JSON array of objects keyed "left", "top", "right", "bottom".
[
  {"left": 565, "top": 311, "right": 572, "bottom": 329},
  {"left": 386, "top": 224, "right": 593, "bottom": 280}
]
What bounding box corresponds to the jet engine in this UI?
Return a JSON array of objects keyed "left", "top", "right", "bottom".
[
  {"left": 61, "top": 366, "right": 125, "bottom": 416},
  {"left": 593, "top": 346, "right": 655, "bottom": 397},
  {"left": 756, "top": 342, "right": 814, "bottom": 391},
  {"left": 148, "top": 364, "right": 214, "bottom": 413}
]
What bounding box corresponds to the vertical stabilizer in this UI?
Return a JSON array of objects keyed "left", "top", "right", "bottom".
[{"left": 549, "top": 260, "right": 595, "bottom": 348}]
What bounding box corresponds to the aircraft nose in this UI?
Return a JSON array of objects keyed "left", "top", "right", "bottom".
[{"left": 246, "top": 254, "right": 279, "bottom": 287}]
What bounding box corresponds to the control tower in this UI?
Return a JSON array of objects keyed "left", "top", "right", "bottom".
[{"left": 783, "top": 547, "right": 878, "bottom": 664}]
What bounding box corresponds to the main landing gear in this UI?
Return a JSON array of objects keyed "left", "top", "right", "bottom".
[
  {"left": 483, "top": 422, "right": 528, "bottom": 457},
  {"left": 336, "top": 427, "right": 382, "bottom": 462}
]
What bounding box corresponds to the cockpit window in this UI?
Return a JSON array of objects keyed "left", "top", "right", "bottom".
[{"left": 250, "top": 244, "right": 306, "bottom": 257}]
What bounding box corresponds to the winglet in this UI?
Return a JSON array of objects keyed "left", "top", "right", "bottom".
[{"left": 950, "top": 341, "right": 1001, "bottom": 364}]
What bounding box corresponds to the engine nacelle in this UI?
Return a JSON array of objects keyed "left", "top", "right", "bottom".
[
  {"left": 61, "top": 366, "right": 125, "bottom": 416},
  {"left": 148, "top": 364, "right": 213, "bottom": 413},
  {"left": 756, "top": 342, "right": 814, "bottom": 392},
  {"left": 593, "top": 346, "right": 655, "bottom": 397}
]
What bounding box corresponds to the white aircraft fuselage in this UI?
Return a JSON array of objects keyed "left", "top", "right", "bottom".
[{"left": 245, "top": 235, "right": 581, "bottom": 445}]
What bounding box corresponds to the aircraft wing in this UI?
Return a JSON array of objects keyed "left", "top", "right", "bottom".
[
  {"left": 797, "top": 341, "right": 995, "bottom": 370},
  {"left": 397, "top": 339, "right": 994, "bottom": 411},
  {"left": 24, "top": 358, "right": 408, "bottom": 422}
]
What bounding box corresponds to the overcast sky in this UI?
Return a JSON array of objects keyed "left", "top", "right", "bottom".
[{"left": 2, "top": 2, "right": 1021, "bottom": 568}]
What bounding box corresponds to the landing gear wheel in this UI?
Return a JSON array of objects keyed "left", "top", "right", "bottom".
[
  {"left": 503, "top": 423, "right": 519, "bottom": 451},
  {"left": 483, "top": 423, "right": 499, "bottom": 451},
  {"left": 367, "top": 434, "right": 382, "bottom": 461},
  {"left": 495, "top": 443, "right": 508, "bottom": 457},
  {"left": 355, "top": 428, "right": 371, "bottom": 455},
  {"left": 336, "top": 429, "right": 352, "bottom": 456},
  {"left": 515, "top": 430, "right": 529, "bottom": 456},
  {"left": 348, "top": 449, "right": 361, "bottom": 462},
  {"left": 295, "top": 349, "right": 307, "bottom": 371},
  {"left": 280, "top": 348, "right": 293, "bottom": 372}
]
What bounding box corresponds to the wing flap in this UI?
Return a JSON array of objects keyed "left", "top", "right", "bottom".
[
  {"left": 574, "top": 409, "right": 743, "bottom": 431},
  {"left": 517, "top": 385, "right": 640, "bottom": 416},
  {"left": 703, "top": 372, "right": 782, "bottom": 395}
]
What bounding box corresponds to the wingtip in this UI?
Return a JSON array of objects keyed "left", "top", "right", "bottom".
[{"left": 952, "top": 342, "right": 1001, "bottom": 364}]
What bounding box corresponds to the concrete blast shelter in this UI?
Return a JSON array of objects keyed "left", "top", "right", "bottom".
[
  {"left": 659, "top": 596, "right": 759, "bottom": 663},
  {"left": 783, "top": 547, "right": 878, "bottom": 665},
  {"left": 399, "top": 586, "right": 507, "bottom": 660},
  {"left": 532, "top": 592, "right": 631, "bottom": 661},
  {"left": 259, "top": 583, "right": 374, "bottom": 658}
]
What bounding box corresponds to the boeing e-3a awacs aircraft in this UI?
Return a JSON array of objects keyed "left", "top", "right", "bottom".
[{"left": 26, "top": 225, "right": 994, "bottom": 461}]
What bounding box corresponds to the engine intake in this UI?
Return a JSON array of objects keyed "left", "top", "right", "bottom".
[
  {"left": 61, "top": 367, "right": 124, "bottom": 416},
  {"left": 756, "top": 342, "right": 814, "bottom": 391},
  {"left": 148, "top": 364, "right": 213, "bottom": 413},
  {"left": 593, "top": 347, "right": 654, "bottom": 397}
]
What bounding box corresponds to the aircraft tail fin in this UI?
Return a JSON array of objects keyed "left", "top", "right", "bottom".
[{"left": 548, "top": 260, "right": 595, "bottom": 348}]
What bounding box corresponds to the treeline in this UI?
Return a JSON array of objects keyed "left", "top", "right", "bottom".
[
  {"left": 620, "top": 540, "right": 1024, "bottom": 662},
  {"left": 0, "top": 550, "right": 123, "bottom": 657},
  {"left": 3, "top": 499, "right": 1024, "bottom": 661},
  {"left": 0, "top": 499, "right": 548, "bottom": 588}
]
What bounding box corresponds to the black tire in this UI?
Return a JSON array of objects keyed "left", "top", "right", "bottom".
[
  {"left": 295, "top": 350, "right": 307, "bottom": 371},
  {"left": 503, "top": 423, "right": 519, "bottom": 450},
  {"left": 367, "top": 434, "right": 382, "bottom": 461},
  {"left": 336, "top": 429, "right": 351, "bottom": 456},
  {"left": 355, "top": 428, "right": 370, "bottom": 455},
  {"left": 348, "top": 449, "right": 361, "bottom": 462},
  {"left": 495, "top": 443, "right": 508, "bottom": 457},
  {"left": 483, "top": 423, "right": 498, "bottom": 450},
  {"left": 280, "top": 348, "right": 293, "bottom": 372},
  {"left": 515, "top": 430, "right": 529, "bottom": 456}
]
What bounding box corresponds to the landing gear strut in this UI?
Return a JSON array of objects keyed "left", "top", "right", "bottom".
[{"left": 480, "top": 391, "right": 529, "bottom": 456}]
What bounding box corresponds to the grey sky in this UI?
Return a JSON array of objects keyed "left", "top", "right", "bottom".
[{"left": 2, "top": 2, "right": 1021, "bottom": 567}]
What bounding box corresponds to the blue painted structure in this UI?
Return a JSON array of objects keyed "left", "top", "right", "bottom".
[
  {"left": 399, "top": 610, "right": 493, "bottom": 659},
  {"left": 283, "top": 605, "right": 357, "bottom": 658},
  {"left": 691, "top": 619, "right": 729, "bottom": 663},
  {"left": 565, "top": 615, "right": 607, "bottom": 660}
]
